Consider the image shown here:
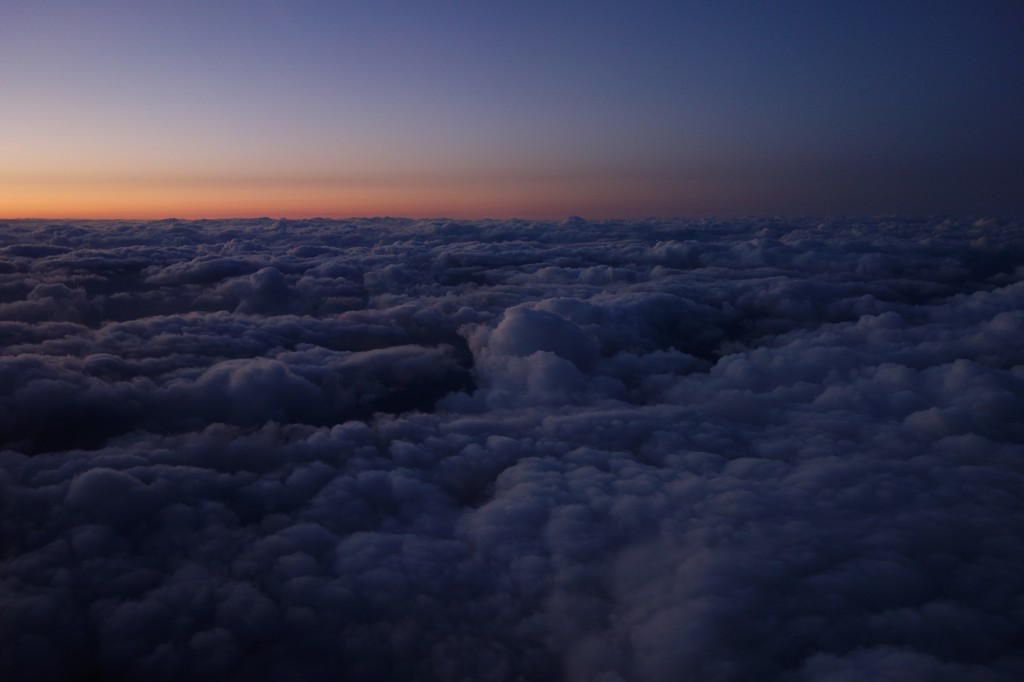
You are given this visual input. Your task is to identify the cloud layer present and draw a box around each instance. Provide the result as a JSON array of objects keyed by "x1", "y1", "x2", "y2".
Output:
[{"x1": 1, "y1": 216, "x2": 1022, "y2": 681}]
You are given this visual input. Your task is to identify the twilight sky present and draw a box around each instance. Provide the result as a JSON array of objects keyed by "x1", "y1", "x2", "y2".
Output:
[{"x1": 2, "y1": 0, "x2": 1023, "y2": 219}]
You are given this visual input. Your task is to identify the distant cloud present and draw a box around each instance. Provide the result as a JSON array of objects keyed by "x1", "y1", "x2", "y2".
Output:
[{"x1": 1, "y1": 216, "x2": 1022, "y2": 681}]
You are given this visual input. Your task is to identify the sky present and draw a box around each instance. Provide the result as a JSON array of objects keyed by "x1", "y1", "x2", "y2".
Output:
[{"x1": 2, "y1": 0, "x2": 1023, "y2": 219}]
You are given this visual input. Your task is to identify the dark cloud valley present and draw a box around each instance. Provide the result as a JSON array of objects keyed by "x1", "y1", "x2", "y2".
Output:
[{"x1": 1, "y1": 216, "x2": 1022, "y2": 681}]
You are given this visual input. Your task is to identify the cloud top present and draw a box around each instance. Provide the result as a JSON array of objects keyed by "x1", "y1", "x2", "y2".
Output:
[{"x1": 1, "y1": 216, "x2": 1022, "y2": 681}]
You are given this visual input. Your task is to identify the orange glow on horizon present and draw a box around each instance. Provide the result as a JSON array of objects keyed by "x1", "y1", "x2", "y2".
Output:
[{"x1": 1, "y1": 177, "x2": 714, "y2": 221}]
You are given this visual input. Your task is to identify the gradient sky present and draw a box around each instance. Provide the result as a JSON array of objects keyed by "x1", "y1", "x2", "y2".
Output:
[{"x1": 3, "y1": 0, "x2": 1023, "y2": 219}]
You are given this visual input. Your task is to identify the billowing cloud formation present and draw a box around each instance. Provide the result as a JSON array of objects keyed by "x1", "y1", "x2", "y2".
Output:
[{"x1": 1, "y1": 216, "x2": 1022, "y2": 681}]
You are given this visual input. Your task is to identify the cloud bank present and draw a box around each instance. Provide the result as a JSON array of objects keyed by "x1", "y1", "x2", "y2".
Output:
[{"x1": 1, "y1": 216, "x2": 1022, "y2": 681}]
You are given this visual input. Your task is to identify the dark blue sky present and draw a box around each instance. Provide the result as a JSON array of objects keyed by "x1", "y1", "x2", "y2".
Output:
[{"x1": 3, "y1": 0, "x2": 1022, "y2": 217}]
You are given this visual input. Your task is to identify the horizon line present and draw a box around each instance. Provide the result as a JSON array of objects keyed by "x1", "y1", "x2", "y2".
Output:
[{"x1": 0, "y1": 212, "x2": 1003, "y2": 223}]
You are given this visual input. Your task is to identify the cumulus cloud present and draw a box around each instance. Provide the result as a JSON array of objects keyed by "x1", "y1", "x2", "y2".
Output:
[{"x1": 1, "y1": 216, "x2": 1022, "y2": 681}]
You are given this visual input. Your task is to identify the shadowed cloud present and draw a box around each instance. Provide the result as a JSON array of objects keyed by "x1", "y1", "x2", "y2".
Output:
[{"x1": 1, "y1": 216, "x2": 1022, "y2": 681}]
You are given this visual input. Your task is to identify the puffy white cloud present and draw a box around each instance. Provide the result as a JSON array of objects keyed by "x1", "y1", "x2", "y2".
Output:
[{"x1": 1, "y1": 216, "x2": 1022, "y2": 681}]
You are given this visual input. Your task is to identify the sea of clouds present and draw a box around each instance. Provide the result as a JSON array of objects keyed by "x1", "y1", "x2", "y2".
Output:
[{"x1": 1, "y1": 216, "x2": 1022, "y2": 681}]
